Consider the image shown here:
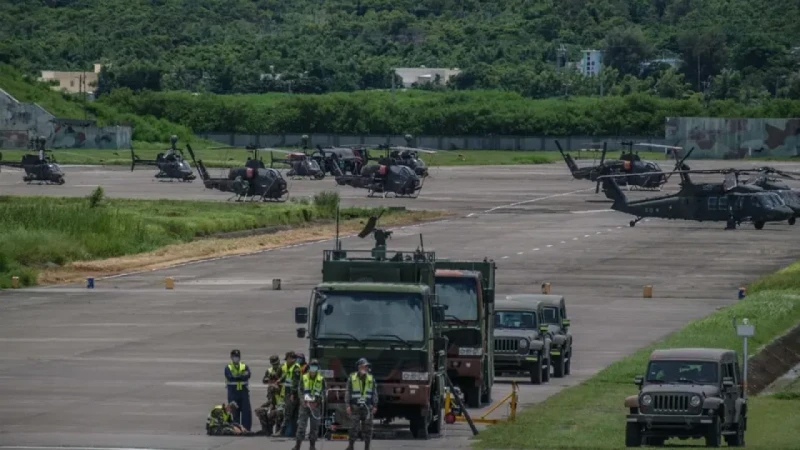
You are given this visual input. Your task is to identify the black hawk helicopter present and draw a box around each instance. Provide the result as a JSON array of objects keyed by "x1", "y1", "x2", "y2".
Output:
[
  {"x1": 681, "y1": 166, "x2": 800, "y2": 225},
  {"x1": 130, "y1": 135, "x2": 196, "y2": 182},
  {"x1": 599, "y1": 163, "x2": 795, "y2": 229},
  {"x1": 556, "y1": 140, "x2": 668, "y2": 190},
  {"x1": 335, "y1": 160, "x2": 424, "y2": 198},
  {"x1": 0, "y1": 136, "x2": 65, "y2": 185},
  {"x1": 186, "y1": 144, "x2": 289, "y2": 202},
  {"x1": 268, "y1": 149, "x2": 326, "y2": 179}
]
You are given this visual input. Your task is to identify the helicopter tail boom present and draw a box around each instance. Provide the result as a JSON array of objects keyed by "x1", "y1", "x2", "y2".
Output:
[{"x1": 555, "y1": 140, "x2": 581, "y2": 177}]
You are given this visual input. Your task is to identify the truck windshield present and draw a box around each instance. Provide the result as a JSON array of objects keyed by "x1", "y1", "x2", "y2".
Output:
[
  {"x1": 495, "y1": 310, "x2": 536, "y2": 329},
  {"x1": 541, "y1": 307, "x2": 559, "y2": 324},
  {"x1": 315, "y1": 291, "x2": 425, "y2": 343},
  {"x1": 646, "y1": 361, "x2": 719, "y2": 385},
  {"x1": 435, "y1": 277, "x2": 479, "y2": 321}
]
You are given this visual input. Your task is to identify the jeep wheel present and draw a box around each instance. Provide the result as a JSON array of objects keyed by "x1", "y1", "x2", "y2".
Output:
[
  {"x1": 530, "y1": 359, "x2": 543, "y2": 385},
  {"x1": 564, "y1": 348, "x2": 572, "y2": 375},
  {"x1": 542, "y1": 360, "x2": 551, "y2": 382},
  {"x1": 704, "y1": 414, "x2": 722, "y2": 447},
  {"x1": 726, "y1": 420, "x2": 745, "y2": 447},
  {"x1": 553, "y1": 354, "x2": 566, "y2": 378},
  {"x1": 624, "y1": 423, "x2": 642, "y2": 447},
  {"x1": 466, "y1": 385, "x2": 481, "y2": 408}
]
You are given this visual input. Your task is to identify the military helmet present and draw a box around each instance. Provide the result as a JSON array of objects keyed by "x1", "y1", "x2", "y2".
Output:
[
  {"x1": 356, "y1": 357, "x2": 369, "y2": 368},
  {"x1": 230, "y1": 349, "x2": 241, "y2": 357},
  {"x1": 309, "y1": 358, "x2": 320, "y2": 367},
  {"x1": 296, "y1": 353, "x2": 306, "y2": 364},
  {"x1": 285, "y1": 351, "x2": 296, "y2": 360},
  {"x1": 269, "y1": 354, "x2": 280, "y2": 365},
  {"x1": 228, "y1": 401, "x2": 239, "y2": 410}
]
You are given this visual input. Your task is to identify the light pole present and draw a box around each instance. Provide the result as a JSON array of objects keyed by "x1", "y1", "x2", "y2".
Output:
[{"x1": 735, "y1": 317, "x2": 755, "y2": 399}]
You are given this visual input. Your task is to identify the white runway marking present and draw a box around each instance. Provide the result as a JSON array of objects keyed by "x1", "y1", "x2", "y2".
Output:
[
  {"x1": 0, "y1": 447, "x2": 169, "y2": 450},
  {"x1": 584, "y1": 234, "x2": 590, "y2": 237},
  {"x1": 533, "y1": 248, "x2": 540, "y2": 251},
  {"x1": 483, "y1": 187, "x2": 593, "y2": 213},
  {"x1": 546, "y1": 245, "x2": 552, "y2": 248}
]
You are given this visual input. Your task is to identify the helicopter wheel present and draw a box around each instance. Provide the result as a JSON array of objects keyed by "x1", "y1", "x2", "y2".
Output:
[
  {"x1": 725, "y1": 218, "x2": 737, "y2": 230},
  {"x1": 629, "y1": 220, "x2": 636, "y2": 227},
  {"x1": 754, "y1": 221, "x2": 765, "y2": 230},
  {"x1": 789, "y1": 217, "x2": 796, "y2": 226}
]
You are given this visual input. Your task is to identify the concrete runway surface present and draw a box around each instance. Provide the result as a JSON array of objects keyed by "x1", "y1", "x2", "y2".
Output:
[{"x1": 1, "y1": 160, "x2": 800, "y2": 450}]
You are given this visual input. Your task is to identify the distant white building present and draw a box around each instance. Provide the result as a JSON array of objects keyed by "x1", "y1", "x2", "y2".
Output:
[
  {"x1": 579, "y1": 50, "x2": 603, "y2": 76},
  {"x1": 394, "y1": 67, "x2": 461, "y2": 88}
]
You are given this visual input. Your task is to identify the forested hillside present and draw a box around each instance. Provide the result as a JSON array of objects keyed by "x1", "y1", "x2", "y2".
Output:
[{"x1": 2, "y1": 0, "x2": 799, "y2": 99}]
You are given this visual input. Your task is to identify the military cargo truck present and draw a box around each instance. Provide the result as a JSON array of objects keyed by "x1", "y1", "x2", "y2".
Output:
[
  {"x1": 434, "y1": 259, "x2": 495, "y2": 407},
  {"x1": 294, "y1": 241, "x2": 447, "y2": 440},
  {"x1": 492, "y1": 296, "x2": 552, "y2": 384}
]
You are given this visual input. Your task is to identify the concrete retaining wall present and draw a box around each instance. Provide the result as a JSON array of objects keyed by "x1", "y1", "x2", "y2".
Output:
[
  {"x1": 196, "y1": 132, "x2": 668, "y2": 151},
  {"x1": 748, "y1": 322, "x2": 800, "y2": 394}
]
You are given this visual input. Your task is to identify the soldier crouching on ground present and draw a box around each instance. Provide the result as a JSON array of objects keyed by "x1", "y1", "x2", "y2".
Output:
[{"x1": 206, "y1": 401, "x2": 250, "y2": 436}]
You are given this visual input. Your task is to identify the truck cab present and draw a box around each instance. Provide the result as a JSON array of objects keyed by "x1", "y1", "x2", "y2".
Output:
[
  {"x1": 434, "y1": 262, "x2": 495, "y2": 407},
  {"x1": 295, "y1": 245, "x2": 446, "y2": 440}
]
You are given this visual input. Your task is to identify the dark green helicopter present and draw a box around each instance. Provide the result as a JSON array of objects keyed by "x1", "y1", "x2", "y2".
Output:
[
  {"x1": 0, "y1": 136, "x2": 65, "y2": 185},
  {"x1": 599, "y1": 164, "x2": 795, "y2": 230},
  {"x1": 740, "y1": 167, "x2": 800, "y2": 223},
  {"x1": 186, "y1": 144, "x2": 289, "y2": 202},
  {"x1": 556, "y1": 140, "x2": 670, "y2": 191},
  {"x1": 130, "y1": 136, "x2": 196, "y2": 181}
]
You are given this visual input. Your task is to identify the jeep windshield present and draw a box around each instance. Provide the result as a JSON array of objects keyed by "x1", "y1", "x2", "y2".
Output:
[
  {"x1": 494, "y1": 310, "x2": 537, "y2": 329},
  {"x1": 541, "y1": 307, "x2": 559, "y2": 325},
  {"x1": 435, "y1": 277, "x2": 479, "y2": 321},
  {"x1": 315, "y1": 291, "x2": 425, "y2": 343},
  {"x1": 646, "y1": 361, "x2": 719, "y2": 385}
]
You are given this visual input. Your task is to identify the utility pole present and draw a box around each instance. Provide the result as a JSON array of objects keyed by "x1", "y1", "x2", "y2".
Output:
[{"x1": 735, "y1": 318, "x2": 754, "y2": 399}]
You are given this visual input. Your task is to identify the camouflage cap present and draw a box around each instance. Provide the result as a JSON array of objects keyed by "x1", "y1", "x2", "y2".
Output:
[{"x1": 269, "y1": 354, "x2": 280, "y2": 364}]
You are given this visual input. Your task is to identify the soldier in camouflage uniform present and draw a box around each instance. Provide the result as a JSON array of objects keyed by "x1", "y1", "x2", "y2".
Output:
[
  {"x1": 255, "y1": 355, "x2": 284, "y2": 435},
  {"x1": 293, "y1": 359, "x2": 325, "y2": 450},
  {"x1": 345, "y1": 358, "x2": 378, "y2": 450},
  {"x1": 206, "y1": 401, "x2": 248, "y2": 436},
  {"x1": 281, "y1": 351, "x2": 303, "y2": 437}
]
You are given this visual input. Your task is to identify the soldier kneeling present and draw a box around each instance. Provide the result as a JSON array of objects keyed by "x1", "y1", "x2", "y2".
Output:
[
  {"x1": 255, "y1": 384, "x2": 285, "y2": 436},
  {"x1": 206, "y1": 401, "x2": 249, "y2": 436}
]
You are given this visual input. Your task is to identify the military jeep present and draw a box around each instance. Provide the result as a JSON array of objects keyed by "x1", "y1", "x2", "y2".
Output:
[
  {"x1": 536, "y1": 295, "x2": 573, "y2": 378},
  {"x1": 492, "y1": 296, "x2": 552, "y2": 384},
  {"x1": 625, "y1": 348, "x2": 747, "y2": 447}
]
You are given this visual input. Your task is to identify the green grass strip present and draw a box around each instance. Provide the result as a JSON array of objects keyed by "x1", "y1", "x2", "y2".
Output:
[{"x1": 475, "y1": 262, "x2": 800, "y2": 450}]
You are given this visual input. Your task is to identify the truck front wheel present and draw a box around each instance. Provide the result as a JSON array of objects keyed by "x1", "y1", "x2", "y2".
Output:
[
  {"x1": 410, "y1": 412, "x2": 430, "y2": 439},
  {"x1": 466, "y1": 385, "x2": 481, "y2": 408}
]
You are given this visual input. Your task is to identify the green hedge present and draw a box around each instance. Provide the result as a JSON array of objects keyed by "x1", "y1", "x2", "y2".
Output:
[{"x1": 99, "y1": 89, "x2": 800, "y2": 136}]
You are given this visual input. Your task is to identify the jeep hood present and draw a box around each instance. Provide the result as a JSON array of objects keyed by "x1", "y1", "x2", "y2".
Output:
[
  {"x1": 494, "y1": 328, "x2": 538, "y2": 339},
  {"x1": 641, "y1": 384, "x2": 721, "y2": 397}
]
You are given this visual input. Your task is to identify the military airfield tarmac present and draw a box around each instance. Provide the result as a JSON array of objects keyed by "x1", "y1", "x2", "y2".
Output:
[{"x1": 1, "y1": 159, "x2": 800, "y2": 450}]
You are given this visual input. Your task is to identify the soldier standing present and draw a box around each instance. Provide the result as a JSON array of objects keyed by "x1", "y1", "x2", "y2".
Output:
[
  {"x1": 281, "y1": 351, "x2": 302, "y2": 437},
  {"x1": 224, "y1": 349, "x2": 252, "y2": 431},
  {"x1": 345, "y1": 358, "x2": 378, "y2": 450},
  {"x1": 293, "y1": 359, "x2": 325, "y2": 450}
]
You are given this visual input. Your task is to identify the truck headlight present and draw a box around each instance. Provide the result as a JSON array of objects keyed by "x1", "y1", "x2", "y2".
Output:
[
  {"x1": 519, "y1": 339, "x2": 529, "y2": 348},
  {"x1": 641, "y1": 395, "x2": 652, "y2": 406},
  {"x1": 690, "y1": 395, "x2": 701, "y2": 407}
]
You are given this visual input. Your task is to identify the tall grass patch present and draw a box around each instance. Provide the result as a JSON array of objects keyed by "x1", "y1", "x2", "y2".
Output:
[{"x1": 0, "y1": 194, "x2": 380, "y2": 288}]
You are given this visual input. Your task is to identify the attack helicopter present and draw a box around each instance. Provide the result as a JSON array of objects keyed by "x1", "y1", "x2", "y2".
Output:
[
  {"x1": 0, "y1": 136, "x2": 65, "y2": 185},
  {"x1": 556, "y1": 140, "x2": 668, "y2": 190},
  {"x1": 598, "y1": 164, "x2": 795, "y2": 229},
  {"x1": 312, "y1": 145, "x2": 364, "y2": 176},
  {"x1": 130, "y1": 136, "x2": 196, "y2": 181},
  {"x1": 334, "y1": 160, "x2": 424, "y2": 198},
  {"x1": 369, "y1": 144, "x2": 436, "y2": 177},
  {"x1": 269, "y1": 149, "x2": 325, "y2": 179},
  {"x1": 186, "y1": 144, "x2": 289, "y2": 202}
]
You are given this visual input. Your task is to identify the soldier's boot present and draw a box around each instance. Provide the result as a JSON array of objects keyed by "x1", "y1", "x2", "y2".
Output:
[
  {"x1": 291, "y1": 440, "x2": 301, "y2": 450},
  {"x1": 345, "y1": 440, "x2": 355, "y2": 450},
  {"x1": 364, "y1": 439, "x2": 371, "y2": 450},
  {"x1": 309, "y1": 439, "x2": 317, "y2": 450}
]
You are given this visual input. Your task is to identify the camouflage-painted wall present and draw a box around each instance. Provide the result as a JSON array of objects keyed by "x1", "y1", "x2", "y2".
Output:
[
  {"x1": 666, "y1": 117, "x2": 800, "y2": 159},
  {"x1": 49, "y1": 122, "x2": 131, "y2": 149}
]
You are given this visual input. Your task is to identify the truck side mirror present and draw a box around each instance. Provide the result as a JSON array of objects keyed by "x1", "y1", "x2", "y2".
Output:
[
  {"x1": 722, "y1": 377, "x2": 734, "y2": 388},
  {"x1": 295, "y1": 307, "x2": 308, "y2": 324},
  {"x1": 433, "y1": 336, "x2": 448, "y2": 353},
  {"x1": 296, "y1": 327, "x2": 306, "y2": 338},
  {"x1": 634, "y1": 376, "x2": 643, "y2": 386},
  {"x1": 432, "y1": 305, "x2": 445, "y2": 323}
]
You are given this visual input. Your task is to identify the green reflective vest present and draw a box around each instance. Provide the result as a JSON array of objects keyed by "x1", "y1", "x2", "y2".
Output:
[
  {"x1": 227, "y1": 362, "x2": 249, "y2": 390},
  {"x1": 281, "y1": 362, "x2": 300, "y2": 390},
  {"x1": 207, "y1": 404, "x2": 231, "y2": 427},
  {"x1": 302, "y1": 373, "x2": 324, "y2": 398},
  {"x1": 350, "y1": 372, "x2": 375, "y2": 405}
]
